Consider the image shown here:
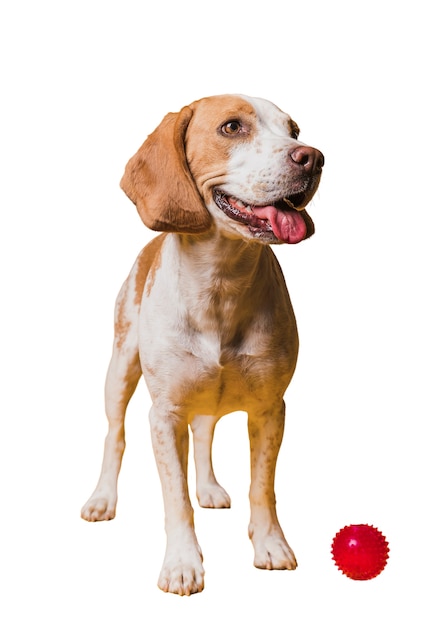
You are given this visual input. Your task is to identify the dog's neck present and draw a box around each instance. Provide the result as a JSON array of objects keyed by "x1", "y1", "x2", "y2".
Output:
[
  {"x1": 176, "y1": 232, "x2": 267, "y2": 293},
  {"x1": 166, "y1": 232, "x2": 277, "y2": 341}
]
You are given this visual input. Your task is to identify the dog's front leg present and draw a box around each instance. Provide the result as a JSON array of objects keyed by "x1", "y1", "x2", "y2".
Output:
[
  {"x1": 191, "y1": 414, "x2": 231, "y2": 508},
  {"x1": 248, "y1": 400, "x2": 297, "y2": 570},
  {"x1": 149, "y1": 406, "x2": 204, "y2": 595}
]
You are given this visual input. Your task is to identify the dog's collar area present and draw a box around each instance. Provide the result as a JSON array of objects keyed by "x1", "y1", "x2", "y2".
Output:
[{"x1": 213, "y1": 189, "x2": 309, "y2": 244}]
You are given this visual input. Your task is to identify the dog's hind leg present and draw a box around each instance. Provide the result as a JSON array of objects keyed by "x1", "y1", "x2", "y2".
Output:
[
  {"x1": 81, "y1": 276, "x2": 142, "y2": 522},
  {"x1": 247, "y1": 400, "x2": 297, "y2": 570},
  {"x1": 191, "y1": 414, "x2": 231, "y2": 508}
]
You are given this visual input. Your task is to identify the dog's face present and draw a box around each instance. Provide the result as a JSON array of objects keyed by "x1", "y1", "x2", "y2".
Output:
[
  {"x1": 186, "y1": 95, "x2": 324, "y2": 245},
  {"x1": 121, "y1": 94, "x2": 323, "y2": 244}
]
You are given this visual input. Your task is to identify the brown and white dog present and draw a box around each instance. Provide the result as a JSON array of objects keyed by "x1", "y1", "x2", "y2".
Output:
[{"x1": 81, "y1": 94, "x2": 324, "y2": 595}]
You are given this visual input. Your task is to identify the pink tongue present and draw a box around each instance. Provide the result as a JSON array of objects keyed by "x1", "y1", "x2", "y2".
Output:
[{"x1": 251, "y1": 205, "x2": 307, "y2": 244}]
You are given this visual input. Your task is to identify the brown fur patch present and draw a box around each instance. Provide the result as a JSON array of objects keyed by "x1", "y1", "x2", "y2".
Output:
[
  {"x1": 114, "y1": 289, "x2": 131, "y2": 351},
  {"x1": 134, "y1": 234, "x2": 167, "y2": 305},
  {"x1": 185, "y1": 96, "x2": 257, "y2": 204}
]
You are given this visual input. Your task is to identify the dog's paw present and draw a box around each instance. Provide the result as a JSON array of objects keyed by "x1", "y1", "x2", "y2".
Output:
[
  {"x1": 249, "y1": 525, "x2": 297, "y2": 570},
  {"x1": 80, "y1": 495, "x2": 116, "y2": 522},
  {"x1": 158, "y1": 545, "x2": 205, "y2": 595},
  {"x1": 197, "y1": 483, "x2": 231, "y2": 508}
]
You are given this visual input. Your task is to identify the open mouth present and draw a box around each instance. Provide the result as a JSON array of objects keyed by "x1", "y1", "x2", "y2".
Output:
[{"x1": 213, "y1": 189, "x2": 310, "y2": 244}]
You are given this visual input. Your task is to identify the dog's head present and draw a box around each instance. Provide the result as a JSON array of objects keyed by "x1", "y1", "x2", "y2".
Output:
[{"x1": 120, "y1": 95, "x2": 324, "y2": 245}]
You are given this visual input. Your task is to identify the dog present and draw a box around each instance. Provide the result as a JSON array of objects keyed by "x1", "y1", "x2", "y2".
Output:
[{"x1": 81, "y1": 94, "x2": 324, "y2": 595}]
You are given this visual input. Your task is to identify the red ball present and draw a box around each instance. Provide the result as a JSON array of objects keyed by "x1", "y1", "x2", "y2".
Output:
[{"x1": 331, "y1": 524, "x2": 389, "y2": 580}]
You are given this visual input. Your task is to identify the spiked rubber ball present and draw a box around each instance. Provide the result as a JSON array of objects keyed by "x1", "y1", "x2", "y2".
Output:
[{"x1": 331, "y1": 524, "x2": 389, "y2": 580}]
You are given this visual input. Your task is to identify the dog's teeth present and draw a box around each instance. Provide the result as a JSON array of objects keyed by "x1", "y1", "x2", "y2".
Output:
[
  {"x1": 283, "y1": 198, "x2": 304, "y2": 211},
  {"x1": 283, "y1": 197, "x2": 305, "y2": 211},
  {"x1": 229, "y1": 196, "x2": 246, "y2": 209},
  {"x1": 283, "y1": 197, "x2": 297, "y2": 210}
]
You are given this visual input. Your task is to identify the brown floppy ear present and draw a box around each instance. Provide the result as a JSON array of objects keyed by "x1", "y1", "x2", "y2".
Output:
[{"x1": 120, "y1": 106, "x2": 212, "y2": 233}]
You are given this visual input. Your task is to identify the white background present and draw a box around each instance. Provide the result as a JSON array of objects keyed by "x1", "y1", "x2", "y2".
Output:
[{"x1": 1, "y1": 1, "x2": 446, "y2": 623}]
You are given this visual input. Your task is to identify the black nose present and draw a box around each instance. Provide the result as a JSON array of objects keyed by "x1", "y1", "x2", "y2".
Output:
[{"x1": 290, "y1": 146, "x2": 324, "y2": 174}]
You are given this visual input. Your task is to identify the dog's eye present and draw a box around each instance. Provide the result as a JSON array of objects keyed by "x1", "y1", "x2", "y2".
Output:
[
  {"x1": 221, "y1": 120, "x2": 243, "y2": 135},
  {"x1": 290, "y1": 120, "x2": 300, "y2": 140}
]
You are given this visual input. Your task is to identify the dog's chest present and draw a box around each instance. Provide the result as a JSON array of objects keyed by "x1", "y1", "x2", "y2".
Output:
[
  {"x1": 137, "y1": 239, "x2": 298, "y2": 414},
  {"x1": 150, "y1": 335, "x2": 292, "y2": 416},
  {"x1": 139, "y1": 289, "x2": 297, "y2": 415}
]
